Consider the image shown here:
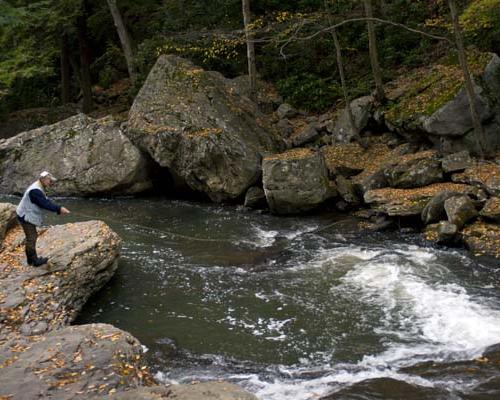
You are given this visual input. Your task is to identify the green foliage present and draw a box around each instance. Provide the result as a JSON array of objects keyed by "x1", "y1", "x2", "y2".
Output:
[
  {"x1": 277, "y1": 73, "x2": 342, "y2": 112},
  {"x1": 461, "y1": 0, "x2": 500, "y2": 51}
]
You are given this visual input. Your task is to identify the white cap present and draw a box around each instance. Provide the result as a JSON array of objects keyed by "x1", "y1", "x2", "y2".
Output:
[{"x1": 40, "y1": 171, "x2": 57, "y2": 181}]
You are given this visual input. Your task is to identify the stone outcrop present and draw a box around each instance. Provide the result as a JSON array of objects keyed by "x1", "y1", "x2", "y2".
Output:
[
  {"x1": 0, "y1": 323, "x2": 150, "y2": 400},
  {"x1": 263, "y1": 148, "x2": 335, "y2": 214},
  {"x1": 364, "y1": 183, "x2": 478, "y2": 217},
  {"x1": 384, "y1": 52, "x2": 500, "y2": 156},
  {"x1": 0, "y1": 114, "x2": 152, "y2": 196},
  {"x1": 127, "y1": 55, "x2": 282, "y2": 202},
  {"x1": 0, "y1": 220, "x2": 120, "y2": 337},
  {"x1": 384, "y1": 150, "x2": 443, "y2": 189}
]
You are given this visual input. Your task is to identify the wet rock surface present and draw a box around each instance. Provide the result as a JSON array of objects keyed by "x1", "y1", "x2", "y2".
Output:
[{"x1": 0, "y1": 114, "x2": 152, "y2": 196}]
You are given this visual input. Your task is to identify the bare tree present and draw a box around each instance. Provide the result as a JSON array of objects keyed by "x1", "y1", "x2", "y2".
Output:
[
  {"x1": 363, "y1": 0, "x2": 385, "y2": 102},
  {"x1": 242, "y1": 0, "x2": 257, "y2": 101},
  {"x1": 60, "y1": 32, "x2": 71, "y2": 104},
  {"x1": 447, "y1": 0, "x2": 485, "y2": 157},
  {"x1": 77, "y1": 0, "x2": 93, "y2": 113},
  {"x1": 106, "y1": 0, "x2": 137, "y2": 84}
]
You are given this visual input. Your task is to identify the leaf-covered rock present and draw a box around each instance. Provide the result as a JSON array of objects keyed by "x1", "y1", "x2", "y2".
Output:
[{"x1": 127, "y1": 55, "x2": 283, "y2": 202}]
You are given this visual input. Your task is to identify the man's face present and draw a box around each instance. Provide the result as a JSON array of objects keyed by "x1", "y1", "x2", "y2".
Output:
[{"x1": 41, "y1": 177, "x2": 53, "y2": 187}]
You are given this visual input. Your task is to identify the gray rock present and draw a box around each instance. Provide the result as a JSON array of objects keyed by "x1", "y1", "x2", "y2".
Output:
[
  {"x1": 127, "y1": 55, "x2": 282, "y2": 202},
  {"x1": 452, "y1": 162, "x2": 500, "y2": 196},
  {"x1": 480, "y1": 197, "x2": 500, "y2": 222},
  {"x1": 292, "y1": 124, "x2": 320, "y2": 147},
  {"x1": 425, "y1": 221, "x2": 459, "y2": 244},
  {"x1": 263, "y1": 150, "x2": 334, "y2": 214},
  {"x1": 421, "y1": 191, "x2": 460, "y2": 225},
  {"x1": 385, "y1": 153, "x2": 443, "y2": 189},
  {"x1": 276, "y1": 118, "x2": 294, "y2": 137},
  {"x1": 444, "y1": 195, "x2": 478, "y2": 229},
  {"x1": 442, "y1": 151, "x2": 472, "y2": 173},
  {"x1": 0, "y1": 114, "x2": 152, "y2": 196},
  {"x1": 244, "y1": 186, "x2": 267, "y2": 209},
  {"x1": 0, "y1": 219, "x2": 121, "y2": 336},
  {"x1": 336, "y1": 176, "x2": 360, "y2": 204},
  {"x1": 462, "y1": 221, "x2": 500, "y2": 258},
  {"x1": 422, "y1": 83, "x2": 493, "y2": 137},
  {"x1": 108, "y1": 382, "x2": 257, "y2": 400},
  {"x1": 0, "y1": 324, "x2": 148, "y2": 400},
  {"x1": 277, "y1": 103, "x2": 298, "y2": 119},
  {"x1": 355, "y1": 169, "x2": 388, "y2": 195},
  {"x1": 331, "y1": 96, "x2": 373, "y2": 142},
  {"x1": 0, "y1": 203, "x2": 16, "y2": 242}
]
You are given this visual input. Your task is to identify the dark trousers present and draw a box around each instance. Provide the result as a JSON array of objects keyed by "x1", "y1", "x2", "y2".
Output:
[{"x1": 19, "y1": 219, "x2": 38, "y2": 261}]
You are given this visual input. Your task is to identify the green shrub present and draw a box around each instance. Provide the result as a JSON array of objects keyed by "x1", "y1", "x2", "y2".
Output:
[{"x1": 277, "y1": 73, "x2": 342, "y2": 112}]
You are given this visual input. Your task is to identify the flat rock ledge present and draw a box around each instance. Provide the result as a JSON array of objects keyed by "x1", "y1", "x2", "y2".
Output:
[
  {"x1": 0, "y1": 209, "x2": 256, "y2": 400},
  {"x1": 0, "y1": 220, "x2": 121, "y2": 336}
]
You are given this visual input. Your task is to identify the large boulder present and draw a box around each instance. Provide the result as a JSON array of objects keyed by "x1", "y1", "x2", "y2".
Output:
[
  {"x1": 127, "y1": 55, "x2": 282, "y2": 202},
  {"x1": 0, "y1": 114, "x2": 152, "y2": 196},
  {"x1": 0, "y1": 323, "x2": 151, "y2": 400},
  {"x1": 263, "y1": 148, "x2": 335, "y2": 214},
  {"x1": 364, "y1": 183, "x2": 479, "y2": 217},
  {"x1": 0, "y1": 219, "x2": 120, "y2": 337},
  {"x1": 424, "y1": 221, "x2": 459, "y2": 245},
  {"x1": 384, "y1": 52, "x2": 500, "y2": 156}
]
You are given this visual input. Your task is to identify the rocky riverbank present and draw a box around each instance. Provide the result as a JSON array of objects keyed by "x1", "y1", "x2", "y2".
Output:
[
  {"x1": 0, "y1": 50, "x2": 498, "y2": 262},
  {"x1": 0, "y1": 205, "x2": 256, "y2": 400}
]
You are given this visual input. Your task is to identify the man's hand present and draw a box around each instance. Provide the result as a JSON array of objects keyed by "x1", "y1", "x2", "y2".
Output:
[{"x1": 60, "y1": 207, "x2": 70, "y2": 215}]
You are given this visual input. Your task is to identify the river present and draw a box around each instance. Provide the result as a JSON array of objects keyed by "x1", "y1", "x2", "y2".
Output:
[{"x1": 3, "y1": 196, "x2": 500, "y2": 399}]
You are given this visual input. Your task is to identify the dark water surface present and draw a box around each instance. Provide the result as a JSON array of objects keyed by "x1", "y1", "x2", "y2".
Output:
[{"x1": 3, "y1": 196, "x2": 500, "y2": 399}]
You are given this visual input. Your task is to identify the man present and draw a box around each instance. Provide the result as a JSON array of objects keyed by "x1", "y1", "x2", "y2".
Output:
[{"x1": 16, "y1": 171, "x2": 70, "y2": 267}]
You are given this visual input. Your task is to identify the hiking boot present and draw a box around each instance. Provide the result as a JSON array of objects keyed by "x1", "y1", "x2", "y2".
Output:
[
  {"x1": 26, "y1": 249, "x2": 36, "y2": 266},
  {"x1": 32, "y1": 257, "x2": 48, "y2": 267}
]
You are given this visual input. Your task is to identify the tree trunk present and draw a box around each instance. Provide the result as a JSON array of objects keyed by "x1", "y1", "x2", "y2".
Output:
[
  {"x1": 106, "y1": 0, "x2": 136, "y2": 84},
  {"x1": 77, "y1": 1, "x2": 93, "y2": 114},
  {"x1": 242, "y1": 0, "x2": 257, "y2": 101},
  {"x1": 332, "y1": 29, "x2": 358, "y2": 141},
  {"x1": 60, "y1": 33, "x2": 71, "y2": 104},
  {"x1": 448, "y1": 0, "x2": 485, "y2": 157},
  {"x1": 363, "y1": 0, "x2": 385, "y2": 102}
]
